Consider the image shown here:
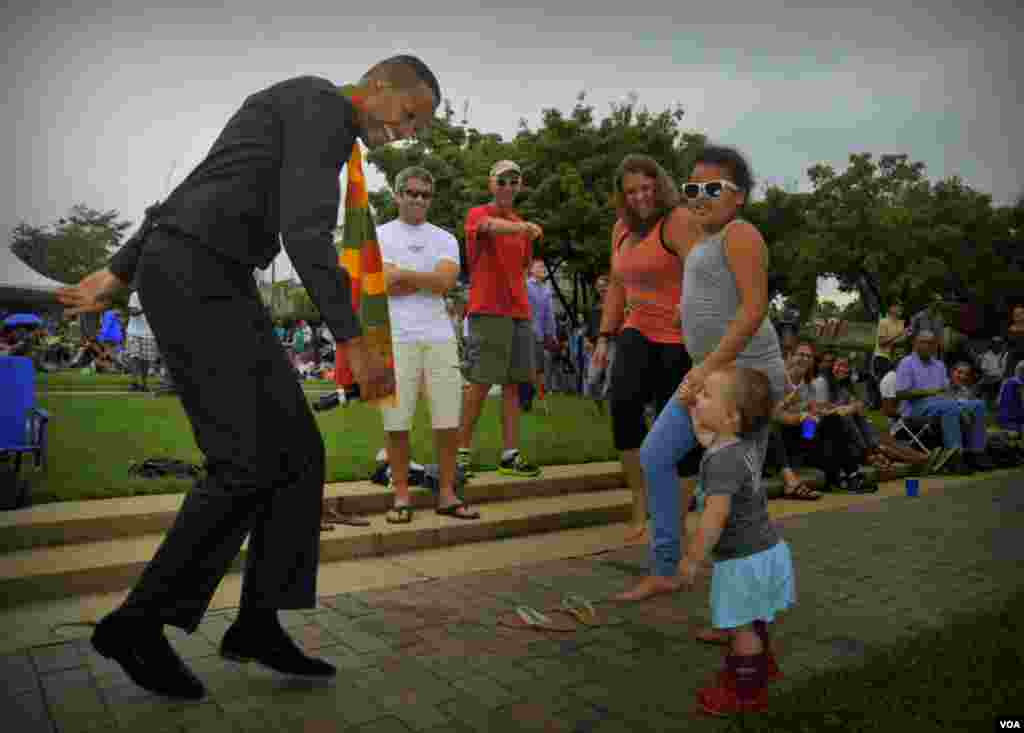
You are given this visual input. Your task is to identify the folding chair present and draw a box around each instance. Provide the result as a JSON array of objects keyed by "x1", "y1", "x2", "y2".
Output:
[
  {"x1": 888, "y1": 414, "x2": 939, "y2": 453},
  {"x1": 0, "y1": 356, "x2": 50, "y2": 509}
]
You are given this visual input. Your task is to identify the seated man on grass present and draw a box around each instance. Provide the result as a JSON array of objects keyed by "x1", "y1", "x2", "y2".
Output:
[
  {"x1": 997, "y1": 362, "x2": 1024, "y2": 437},
  {"x1": 894, "y1": 331, "x2": 993, "y2": 474}
]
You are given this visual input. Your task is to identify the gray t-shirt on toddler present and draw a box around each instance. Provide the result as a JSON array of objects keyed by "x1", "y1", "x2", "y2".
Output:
[{"x1": 701, "y1": 439, "x2": 780, "y2": 562}]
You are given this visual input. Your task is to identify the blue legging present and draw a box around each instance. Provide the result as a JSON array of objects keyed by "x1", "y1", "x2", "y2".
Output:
[
  {"x1": 640, "y1": 397, "x2": 698, "y2": 578},
  {"x1": 641, "y1": 396, "x2": 770, "y2": 578}
]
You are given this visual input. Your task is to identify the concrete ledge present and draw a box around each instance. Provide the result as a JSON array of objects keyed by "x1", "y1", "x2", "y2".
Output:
[
  {"x1": 0, "y1": 489, "x2": 633, "y2": 608},
  {"x1": 0, "y1": 460, "x2": 918, "y2": 554},
  {"x1": 0, "y1": 462, "x2": 628, "y2": 553}
]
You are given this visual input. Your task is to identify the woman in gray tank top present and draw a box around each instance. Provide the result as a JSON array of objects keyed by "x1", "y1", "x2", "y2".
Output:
[{"x1": 616, "y1": 146, "x2": 787, "y2": 602}]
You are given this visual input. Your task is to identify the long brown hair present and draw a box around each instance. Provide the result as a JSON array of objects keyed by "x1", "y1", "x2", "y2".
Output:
[{"x1": 611, "y1": 154, "x2": 680, "y2": 236}]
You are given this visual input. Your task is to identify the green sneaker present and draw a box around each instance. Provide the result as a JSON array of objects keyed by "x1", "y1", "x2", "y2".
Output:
[
  {"x1": 932, "y1": 447, "x2": 959, "y2": 474},
  {"x1": 456, "y1": 450, "x2": 475, "y2": 477},
  {"x1": 498, "y1": 452, "x2": 541, "y2": 477}
]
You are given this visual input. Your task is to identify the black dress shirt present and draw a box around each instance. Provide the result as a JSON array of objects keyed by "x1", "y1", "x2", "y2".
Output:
[{"x1": 109, "y1": 76, "x2": 363, "y2": 342}]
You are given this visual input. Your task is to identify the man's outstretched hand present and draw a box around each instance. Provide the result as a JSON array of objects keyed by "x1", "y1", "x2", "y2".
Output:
[
  {"x1": 343, "y1": 337, "x2": 396, "y2": 403},
  {"x1": 57, "y1": 269, "x2": 128, "y2": 318}
]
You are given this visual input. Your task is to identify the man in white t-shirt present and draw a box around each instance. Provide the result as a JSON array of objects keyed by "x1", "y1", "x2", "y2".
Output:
[{"x1": 379, "y1": 166, "x2": 480, "y2": 522}]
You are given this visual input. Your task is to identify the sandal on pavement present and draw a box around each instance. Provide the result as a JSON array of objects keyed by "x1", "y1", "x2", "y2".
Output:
[
  {"x1": 550, "y1": 594, "x2": 624, "y2": 628},
  {"x1": 782, "y1": 481, "x2": 822, "y2": 501},
  {"x1": 386, "y1": 505, "x2": 414, "y2": 524},
  {"x1": 498, "y1": 606, "x2": 576, "y2": 632},
  {"x1": 436, "y1": 500, "x2": 480, "y2": 520}
]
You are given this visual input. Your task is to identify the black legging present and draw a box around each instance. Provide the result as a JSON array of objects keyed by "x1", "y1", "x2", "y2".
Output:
[
  {"x1": 805, "y1": 415, "x2": 863, "y2": 483},
  {"x1": 609, "y1": 328, "x2": 691, "y2": 451}
]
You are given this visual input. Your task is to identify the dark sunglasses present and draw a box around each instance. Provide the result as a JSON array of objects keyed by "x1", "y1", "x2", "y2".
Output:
[
  {"x1": 683, "y1": 180, "x2": 741, "y2": 199},
  {"x1": 402, "y1": 189, "x2": 433, "y2": 200},
  {"x1": 496, "y1": 176, "x2": 521, "y2": 187}
]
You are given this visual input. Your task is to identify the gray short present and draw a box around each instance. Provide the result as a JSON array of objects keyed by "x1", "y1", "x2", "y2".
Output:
[
  {"x1": 127, "y1": 335, "x2": 160, "y2": 362},
  {"x1": 462, "y1": 314, "x2": 535, "y2": 385}
]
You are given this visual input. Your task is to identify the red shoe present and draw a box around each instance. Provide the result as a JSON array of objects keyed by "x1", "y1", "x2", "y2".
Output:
[
  {"x1": 696, "y1": 682, "x2": 768, "y2": 716},
  {"x1": 715, "y1": 651, "x2": 783, "y2": 687}
]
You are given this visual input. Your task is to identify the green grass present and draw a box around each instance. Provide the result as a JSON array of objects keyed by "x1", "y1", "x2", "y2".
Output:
[
  {"x1": 724, "y1": 589, "x2": 1024, "y2": 731},
  {"x1": 30, "y1": 392, "x2": 618, "y2": 504},
  {"x1": 36, "y1": 371, "x2": 335, "y2": 391}
]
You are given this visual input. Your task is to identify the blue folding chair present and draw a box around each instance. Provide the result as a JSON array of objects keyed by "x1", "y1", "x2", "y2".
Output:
[{"x1": 1, "y1": 356, "x2": 50, "y2": 508}]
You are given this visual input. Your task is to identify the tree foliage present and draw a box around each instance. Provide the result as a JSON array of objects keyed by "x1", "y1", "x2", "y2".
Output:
[
  {"x1": 9, "y1": 204, "x2": 133, "y2": 286},
  {"x1": 364, "y1": 93, "x2": 705, "y2": 324}
]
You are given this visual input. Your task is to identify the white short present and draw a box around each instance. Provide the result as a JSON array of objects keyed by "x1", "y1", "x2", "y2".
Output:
[{"x1": 381, "y1": 340, "x2": 463, "y2": 432}]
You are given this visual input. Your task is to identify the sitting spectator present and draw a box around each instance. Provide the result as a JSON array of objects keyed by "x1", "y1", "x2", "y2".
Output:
[
  {"x1": 772, "y1": 341, "x2": 869, "y2": 492},
  {"x1": 767, "y1": 342, "x2": 823, "y2": 500},
  {"x1": 1005, "y1": 304, "x2": 1024, "y2": 379},
  {"x1": 948, "y1": 362, "x2": 979, "y2": 400},
  {"x1": 996, "y1": 362, "x2": 1024, "y2": 436},
  {"x1": 871, "y1": 348, "x2": 940, "y2": 469},
  {"x1": 978, "y1": 337, "x2": 1008, "y2": 404},
  {"x1": 814, "y1": 350, "x2": 835, "y2": 381},
  {"x1": 895, "y1": 331, "x2": 994, "y2": 474},
  {"x1": 813, "y1": 355, "x2": 888, "y2": 467}
]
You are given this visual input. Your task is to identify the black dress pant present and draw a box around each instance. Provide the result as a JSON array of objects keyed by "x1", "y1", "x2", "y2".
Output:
[{"x1": 118, "y1": 231, "x2": 326, "y2": 632}]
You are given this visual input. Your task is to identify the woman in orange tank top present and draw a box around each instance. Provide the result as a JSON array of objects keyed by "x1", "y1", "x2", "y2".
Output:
[{"x1": 591, "y1": 154, "x2": 703, "y2": 543}]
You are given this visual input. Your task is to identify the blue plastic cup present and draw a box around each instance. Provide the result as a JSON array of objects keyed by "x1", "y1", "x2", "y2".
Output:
[
  {"x1": 801, "y1": 418, "x2": 817, "y2": 440},
  {"x1": 906, "y1": 478, "x2": 920, "y2": 497}
]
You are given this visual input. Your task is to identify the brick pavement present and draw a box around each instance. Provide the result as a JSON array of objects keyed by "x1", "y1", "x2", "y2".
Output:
[{"x1": 2, "y1": 471, "x2": 1022, "y2": 732}]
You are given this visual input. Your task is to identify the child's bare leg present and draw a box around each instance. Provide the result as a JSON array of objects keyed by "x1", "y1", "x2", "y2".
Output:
[{"x1": 731, "y1": 625, "x2": 764, "y2": 656}]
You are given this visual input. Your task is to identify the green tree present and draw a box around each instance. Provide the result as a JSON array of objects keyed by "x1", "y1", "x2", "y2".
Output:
[
  {"x1": 745, "y1": 187, "x2": 817, "y2": 317},
  {"x1": 10, "y1": 204, "x2": 133, "y2": 285},
  {"x1": 364, "y1": 92, "x2": 705, "y2": 325}
]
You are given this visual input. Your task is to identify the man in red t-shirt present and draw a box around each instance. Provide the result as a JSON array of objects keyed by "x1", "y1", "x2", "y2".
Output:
[{"x1": 457, "y1": 160, "x2": 545, "y2": 477}]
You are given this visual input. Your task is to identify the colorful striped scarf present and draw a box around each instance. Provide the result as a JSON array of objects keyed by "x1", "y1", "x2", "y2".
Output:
[{"x1": 333, "y1": 85, "x2": 396, "y2": 406}]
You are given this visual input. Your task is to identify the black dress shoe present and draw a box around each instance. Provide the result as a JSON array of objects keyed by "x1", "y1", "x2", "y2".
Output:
[
  {"x1": 91, "y1": 615, "x2": 206, "y2": 700},
  {"x1": 220, "y1": 621, "x2": 336, "y2": 677}
]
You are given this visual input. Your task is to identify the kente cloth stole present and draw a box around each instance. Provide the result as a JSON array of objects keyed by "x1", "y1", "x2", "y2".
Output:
[{"x1": 333, "y1": 84, "x2": 396, "y2": 406}]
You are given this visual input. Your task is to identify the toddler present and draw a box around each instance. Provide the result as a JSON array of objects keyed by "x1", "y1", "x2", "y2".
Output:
[{"x1": 680, "y1": 365, "x2": 796, "y2": 715}]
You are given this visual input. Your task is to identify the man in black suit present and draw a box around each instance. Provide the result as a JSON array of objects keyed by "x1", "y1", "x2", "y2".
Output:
[{"x1": 58, "y1": 55, "x2": 440, "y2": 700}]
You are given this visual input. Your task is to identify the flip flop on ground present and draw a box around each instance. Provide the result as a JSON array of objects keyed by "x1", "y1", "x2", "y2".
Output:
[
  {"x1": 549, "y1": 594, "x2": 624, "y2": 628},
  {"x1": 497, "y1": 606, "x2": 576, "y2": 632}
]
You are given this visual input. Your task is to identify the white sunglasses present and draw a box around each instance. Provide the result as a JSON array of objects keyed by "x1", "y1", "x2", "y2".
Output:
[{"x1": 682, "y1": 180, "x2": 741, "y2": 199}]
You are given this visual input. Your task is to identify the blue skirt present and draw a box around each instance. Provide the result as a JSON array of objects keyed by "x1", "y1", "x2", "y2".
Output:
[{"x1": 711, "y1": 540, "x2": 796, "y2": 629}]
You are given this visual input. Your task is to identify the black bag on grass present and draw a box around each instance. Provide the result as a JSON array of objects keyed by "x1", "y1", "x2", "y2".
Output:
[{"x1": 128, "y1": 458, "x2": 203, "y2": 480}]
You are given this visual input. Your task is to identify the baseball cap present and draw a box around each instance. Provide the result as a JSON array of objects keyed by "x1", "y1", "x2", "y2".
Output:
[{"x1": 489, "y1": 160, "x2": 521, "y2": 177}]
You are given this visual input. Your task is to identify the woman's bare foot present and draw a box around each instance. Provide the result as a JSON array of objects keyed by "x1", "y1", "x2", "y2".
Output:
[
  {"x1": 612, "y1": 575, "x2": 681, "y2": 602},
  {"x1": 624, "y1": 525, "x2": 648, "y2": 544}
]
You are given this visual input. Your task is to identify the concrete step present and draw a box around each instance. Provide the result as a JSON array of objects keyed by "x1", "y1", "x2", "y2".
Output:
[
  {"x1": 0, "y1": 488, "x2": 635, "y2": 609},
  {"x1": 0, "y1": 462, "x2": 628, "y2": 553}
]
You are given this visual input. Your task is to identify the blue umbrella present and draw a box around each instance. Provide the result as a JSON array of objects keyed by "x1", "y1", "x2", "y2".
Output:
[{"x1": 3, "y1": 313, "x2": 43, "y2": 327}]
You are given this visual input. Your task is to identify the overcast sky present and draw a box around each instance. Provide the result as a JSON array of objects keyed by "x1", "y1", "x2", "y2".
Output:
[{"x1": 4, "y1": 0, "x2": 1021, "y2": 303}]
